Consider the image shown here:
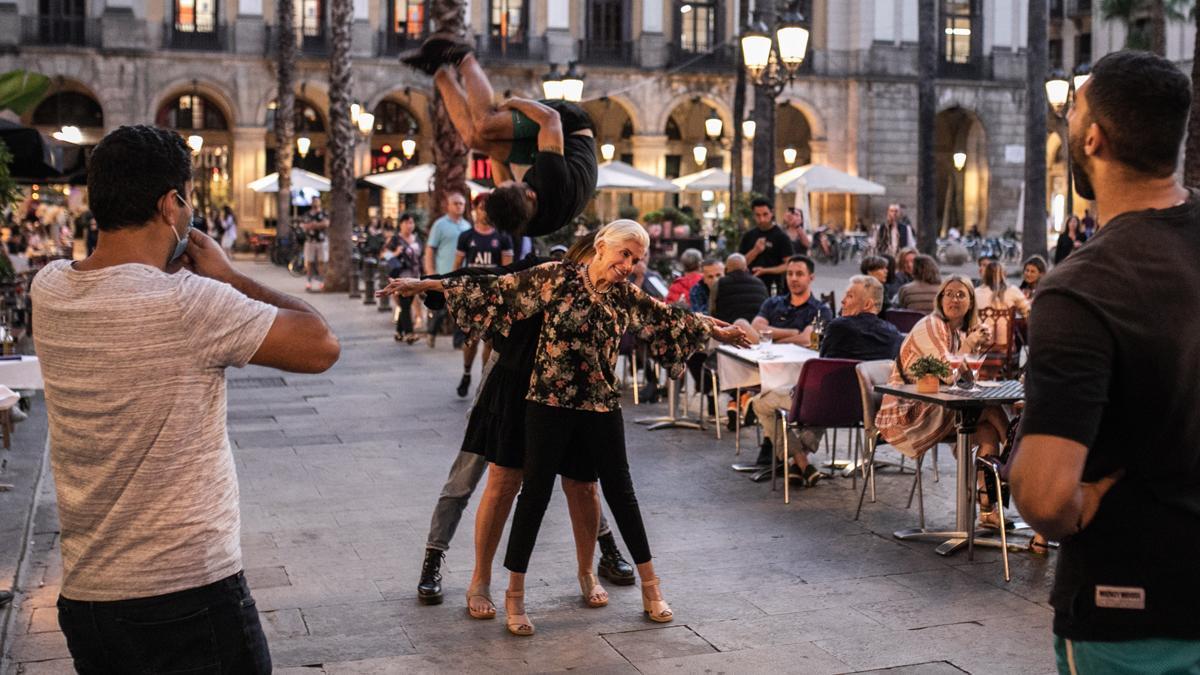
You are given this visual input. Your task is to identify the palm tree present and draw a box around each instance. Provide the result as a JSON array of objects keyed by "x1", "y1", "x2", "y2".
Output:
[
  {"x1": 429, "y1": 0, "x2": 469, "y2": 221},
  {"x1": 274, "y1": 0, "x2": 297, "y2": 239},
  {"x1": 1100, "y1": 0, "x2": 1190, "y2": 54},
  {"x1": 729, "y1": 0, "x2": 750, "y2": 215},
  {"x1": 1025, "y1": 0, "x2": 1049, "y2": 261},
  {"x1": 324, "y1": 0, "x2": 355, "y2": 292},
  {"x1": 916, "y1": 0, "x2": 936, "y2": 255}
]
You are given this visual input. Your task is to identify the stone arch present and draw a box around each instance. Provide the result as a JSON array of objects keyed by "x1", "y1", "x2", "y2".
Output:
[
  {"x1": 251, "y1": 80, "x2": 331, "y2": 129},
  {"x1": 363, "y1": 86, "x2": 433, "y2": 136},
  {"x1": 653, "y1": 92, "x2": 733, "y2": 140},
  {"x1": 151, "y1": 78, "x2": 238, "y2": 129},
  {"x1": 935, "y1": 106, "x2": 990, "y2": 234},
  {"x1": 779, "y1": 95, "x2": 826, "y2": 142},
  {"x1": 24, "y1": 80, "x2": 105, "y2": 132}
]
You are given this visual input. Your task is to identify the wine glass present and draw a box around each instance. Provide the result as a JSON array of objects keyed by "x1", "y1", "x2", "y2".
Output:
[
  {"x1": 759, "y1": 329, "x2": 774, "y2": 348},
  {"x1": 945, "y1": 352, "x2": 964, "y2": 385},
  {"x1": 965, "y1": 349, "x2": 988, "y2": 391}
]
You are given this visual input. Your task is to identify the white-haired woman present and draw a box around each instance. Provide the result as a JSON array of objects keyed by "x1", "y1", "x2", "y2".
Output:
[{"x1": 381, "y1": 220, "x2": 750, "y2": 636}]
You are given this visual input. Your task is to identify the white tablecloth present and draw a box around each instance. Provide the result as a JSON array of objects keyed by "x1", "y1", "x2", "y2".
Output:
[
  {"x1": 0, "y1": 356, "x2": 44, "y2": 390},
  {"x1": 716, "y1": 343, "x2": 819, "y2": 392}
]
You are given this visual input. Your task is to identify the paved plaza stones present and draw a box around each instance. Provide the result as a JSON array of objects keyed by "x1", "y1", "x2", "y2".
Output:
[{"x1": 1, "y1": 259, "x2": 1056, "y2": 674}]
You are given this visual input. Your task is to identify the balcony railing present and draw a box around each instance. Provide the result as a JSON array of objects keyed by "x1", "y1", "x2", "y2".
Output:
[
  {"x1": 264, "y1": 26, "x2": 329, "y2": 57},
  {"x1": 577, "y1": 38, "x2": 632, "y2": 65},
  {"x1": 166, "y1": 23, "x2": 227, "y2": 50},
  {"x1": 938, "y1": 54, "x2": 992, "y2": 80},
  {"x1": 474, "y1": 34, "x2": 532, "y2": 61},
  {"x1": 20, "y1": 15, "x2": 97, "y2": 47},
  {"x1": 379, "y1": 30, "x2": 425, "y2": 56},
  {"x1": 669, "y1": 43, "x2": 735, "y2": 71}
]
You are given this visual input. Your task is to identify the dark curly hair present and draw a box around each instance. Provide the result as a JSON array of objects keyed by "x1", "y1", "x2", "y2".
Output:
[
  {"x1": 88, "y1": 125, "x2": 192, "y2": 232},
  {"x1": 484, "y1": 184, "x2": 535, "y2": 235}
]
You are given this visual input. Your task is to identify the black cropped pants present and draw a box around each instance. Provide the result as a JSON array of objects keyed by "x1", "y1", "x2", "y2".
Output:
[{"x1": 504, "y1": 401, "x2": 651, "y2": 573}]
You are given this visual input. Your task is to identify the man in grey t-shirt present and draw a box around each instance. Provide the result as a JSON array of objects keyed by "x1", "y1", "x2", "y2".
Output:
[{"x1": 32, "y1": 125, "x2": 340, "y2": 673}]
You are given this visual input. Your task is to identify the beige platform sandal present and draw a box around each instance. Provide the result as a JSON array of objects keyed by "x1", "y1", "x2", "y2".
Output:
[
  {"x1": 466, "y1": 583, "x2": 496, "y2": 620},
  {"x1": 578, "y1": 572, "x2": 609, "y2": 608},
  {"x1": 505, "y1": 590, "x2": 535, "y2": 636},
  {"x1": 641, "y1": 577, "x2": 674, "y2": 623}
]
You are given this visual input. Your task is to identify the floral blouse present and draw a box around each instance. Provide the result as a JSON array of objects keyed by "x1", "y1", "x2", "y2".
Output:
[{"x1": 443, "y1": 260, "x2": 711, "y2": 412}]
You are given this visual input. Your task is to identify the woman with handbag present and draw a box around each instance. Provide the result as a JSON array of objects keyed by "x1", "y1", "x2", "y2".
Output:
[{"x1": 386, "y1": 213, "x2": 423, "y2": 343}]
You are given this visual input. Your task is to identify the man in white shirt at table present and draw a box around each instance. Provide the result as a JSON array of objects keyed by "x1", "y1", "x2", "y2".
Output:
[
  {"x1": 748, "y1": 274, "x2": 899, "y2": 487},
  {"x1": 31, "y1": 125, "x2": 340, "y2": 673}
]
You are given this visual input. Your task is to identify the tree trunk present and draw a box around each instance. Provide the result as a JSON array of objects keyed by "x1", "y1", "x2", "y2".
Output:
[
  {"x1": 916, "y1": 0, "x2": 937, "y2": 255},
  {"x1": 1149, "y1": 0, "x2": 1167, "y2": 55},
  {"x1": 1185, "y1": 2, "x2": 1200, "y2": 187},
  {"x1": 1025, "y1": 0, "x2": 1050, "y2": 261},
  {"x1": 429, "y1": 0, "x2": 469, "y2": 222},
  {"x1": 274, "y1": 0, "x2": 296, "y2": 239},
  {"x1": 729, "y1": 0, "x2": 750, "y2": 222},
  {"x1": 324, "y1": 0, "x2": 354, "y2": 292}
]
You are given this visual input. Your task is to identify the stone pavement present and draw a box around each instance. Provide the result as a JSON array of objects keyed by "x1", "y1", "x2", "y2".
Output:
[{"x1": 2, "y1": 258, "x2": 1057, "y2": 674}]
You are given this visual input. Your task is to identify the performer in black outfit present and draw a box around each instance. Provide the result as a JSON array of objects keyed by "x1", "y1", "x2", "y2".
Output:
[{"x1": 400, "y1": 35, "x2": 597, "y2": 238}]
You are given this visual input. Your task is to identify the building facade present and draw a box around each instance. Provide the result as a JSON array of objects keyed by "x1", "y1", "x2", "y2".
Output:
[{"x1": 4, "y1": 0, "x2": 1189, "y2": 235}]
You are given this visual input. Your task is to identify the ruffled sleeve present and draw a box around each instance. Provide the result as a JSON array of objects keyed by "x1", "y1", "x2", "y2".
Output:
[
  {"x1": 623, "y1": 284, "x2": 712, "y2": 380},
  {"x1": 442, "y1": 262, "x2": 561, "y2": 341}
]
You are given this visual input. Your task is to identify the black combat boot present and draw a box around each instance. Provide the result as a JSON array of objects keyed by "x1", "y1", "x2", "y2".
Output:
[
  {"x1": 596, "y1": 533, "x2": 636, "y2": 586},
  {"x1": 418, "y1": 548, "x2": 444, "y2": 605}
]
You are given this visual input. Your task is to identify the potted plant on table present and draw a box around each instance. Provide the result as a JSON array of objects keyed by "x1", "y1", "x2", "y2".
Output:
[{"x1": 909, "y1": 355, "x2": 952, "y2": 393}]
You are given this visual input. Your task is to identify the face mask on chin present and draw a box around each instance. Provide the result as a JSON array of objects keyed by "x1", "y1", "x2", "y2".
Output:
[{"x1": 168, "y1": 193, "x2": 193, "y2": 264}]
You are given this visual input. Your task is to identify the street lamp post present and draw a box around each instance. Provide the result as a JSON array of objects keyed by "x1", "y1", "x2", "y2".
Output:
[
  {"x1": 542, "y1": 62, "x2": 585, "y2": 103},
  {"x1": 740, "y1": 0, "x2": 809, "y2": 203}
]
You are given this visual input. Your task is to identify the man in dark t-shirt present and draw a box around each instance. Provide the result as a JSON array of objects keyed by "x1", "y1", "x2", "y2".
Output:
[
  {"x1": 738, "y1": 198, "x2": 794, "y2": 295},
  {"x1": 1011, "y1": 51, "x2": 1200, "y2": 670},
  {"x1": 402, "y1": 37, "x2": 597, "y2": 238},
  {"x1": 455, "y1": 226, "x2": 514, "y2": 269}
]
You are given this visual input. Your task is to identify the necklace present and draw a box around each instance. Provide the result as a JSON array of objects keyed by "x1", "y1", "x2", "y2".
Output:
[{"x1": 582, "y1": 265, "x2": 611, "y2": 296}]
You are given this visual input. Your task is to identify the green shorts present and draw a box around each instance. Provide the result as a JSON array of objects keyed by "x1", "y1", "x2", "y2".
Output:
[
  {"x1": 1055, "y1": 636, "x2": 1200, "y2": 674},
  {"x1": 507, "y1": 110, "x2": 539, "y2": 165}
]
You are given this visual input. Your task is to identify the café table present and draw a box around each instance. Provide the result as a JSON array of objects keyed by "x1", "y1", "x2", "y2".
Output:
[
  {"x1": 875, "y1": 380, "x2": 1026, "y2": 556},
  {"x1": 716, "y1": 343, "x2": 819, "y2": 459}
]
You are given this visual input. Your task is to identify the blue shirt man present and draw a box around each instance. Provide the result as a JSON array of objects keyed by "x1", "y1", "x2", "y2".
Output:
[{"x1": 424, "y1": 192, "x2": 470, "y2": 275}]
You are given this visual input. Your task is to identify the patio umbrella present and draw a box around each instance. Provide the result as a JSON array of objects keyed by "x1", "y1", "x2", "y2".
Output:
[
  {"x1": 595, "y1": 161, "x2": 679, "y2": 193},
  {"x1": 0, "y1": 120, "x2": 68, "y2": 182},
  {"x1": 671, "y1": 168, "x2": 750, "y2": 193},
  {"x1": 247, "y1": 167, "x2": 332, "y2": 193},
  {"x1": 363, "y1": 164, "x2": 435, "y2": 194},
  {"x1": 362, "y1": 164, "x2": 494, "y2": 196},
  {"x1": 774, "y1": 164, "x2": 886, "y2": 195}
]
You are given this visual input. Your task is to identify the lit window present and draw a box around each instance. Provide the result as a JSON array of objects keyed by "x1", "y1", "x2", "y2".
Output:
[{"x1": 175, "y1": 0, "x2": 215, "y2": 33}]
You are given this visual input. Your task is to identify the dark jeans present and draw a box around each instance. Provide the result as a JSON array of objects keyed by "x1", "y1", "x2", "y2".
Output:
[
  {"x1": 57, "y1": 571, "x2": 271, "y2": 674},
  {"x1": 396, "y1": 295, "x2": 415, "y2": 335},
  {"x1": 504, "y1": 402, "x2": 651, "y2": 573}
]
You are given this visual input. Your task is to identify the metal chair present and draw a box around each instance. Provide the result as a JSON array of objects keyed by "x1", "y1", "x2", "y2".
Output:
[
  {"x1": 881, "y1": 308, "x2": 925, "y2": 334},
  {"x1": 772, "y1": 358, "x2": 863, "y2": 505},
  {"x1": 967, "y1": 452, "x2": 1011, "y2": 582},
  {"x1": 853, "y1": 360, "x2": 928, "y2": 527}
]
